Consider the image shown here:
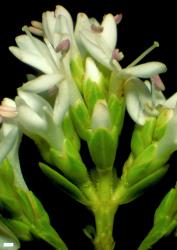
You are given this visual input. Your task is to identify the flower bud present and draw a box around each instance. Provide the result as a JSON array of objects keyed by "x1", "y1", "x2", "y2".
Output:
[
  {"x1": 91, "y1": 100, "x2": 111, "y2": 129},
  {"x1": 153, "y1": 107, "x2": 173, "y2": 141},
  {"x1": 83, "y1": 58, "x2": 105, "y2": 113}
]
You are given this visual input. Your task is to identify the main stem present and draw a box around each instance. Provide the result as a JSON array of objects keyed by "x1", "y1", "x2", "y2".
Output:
[
  {"x1": 90, "y1": 169, "x2": 119, "y2": 250},
  {"x1": 93, "y1": 204, "x2": 117, "y2": 250}
]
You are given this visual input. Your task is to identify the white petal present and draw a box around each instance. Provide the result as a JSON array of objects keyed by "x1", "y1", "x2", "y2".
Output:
[
  {"x1": 157, "y1": 104, "x2": 177, "y2": 156},
  {"x1": 15, "y1": 34, "x2": 53, "y2": 61},
  {"x1": 124, "y1": 62, "x2": 167, "y2": 78},
  {"x1": 165, "y1": 93, "x2": 177, "y2": 109},
  {"x1": 20, "y1": 74, "x2": 63, "y2": 93},
  {"x1": 79, "y1": 30, "x2": 112, "y2": 69},
  {"x1": 17, "y1": 105, "x2": 47, "y2": 132},
  {"x1": 55, "y1": 14, "x2": 70, "y2": 35},
  {"x1": 53, "y1": 80, "x2": 70, "y2": 125},
  {"x1": 85, "y1": 57, "x2": 101, "y2": 83},
  {"x1": 15, "y1": 34, "x2": 41, "y2": 54},
  {"x1": 55, "y1": 5, "x2": 74, "y2": 32},
  {"x1": 125, "y1": 78, "x2": 151, "y2": 125},
  {"x1": 9, "y1": 46, "x2": 54, "y2": 74},
  {"x1": 101, "y1": 14, "x2": 117, "y2": 51},
  {"x1": 17, "y1": 91, "x2": 53, "y2": 114},
  {"x1": 42, "y1": 11, "x2": 56, "y2": 44}
]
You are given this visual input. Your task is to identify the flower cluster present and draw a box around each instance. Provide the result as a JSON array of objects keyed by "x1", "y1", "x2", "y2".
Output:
[{"x1": 0, "y1": 4, "x2": 177, "y2": 250}]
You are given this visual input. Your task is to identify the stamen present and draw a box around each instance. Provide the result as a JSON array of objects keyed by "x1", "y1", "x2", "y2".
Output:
[
  {"x1": 55, "y1": 39, "x2": 70, "y2": 53},
  {"x1": 29, "y1": 26, "x2": 43, "y2": 36},
  {"x1": 151, "y1": 75, "x2": 165, "y2": 91},
  {"x1": 91, "y1": 24, "x2": 104, "y2": 33},
  {"x1": 0, "y1": 105, "x2": 17, "y2": 118},
  {"x1": 112, "y1": 49, "x2": 124, "y2": 61},
  {"x1": 31, "y1": 20, "x2": 43, "y2": 29},
  {"x1": 127, "y1": 41, "x2": 159, "y2": 68},
  {"x1": 114, "y1": 14, "x2": 123, "y2": 24}
]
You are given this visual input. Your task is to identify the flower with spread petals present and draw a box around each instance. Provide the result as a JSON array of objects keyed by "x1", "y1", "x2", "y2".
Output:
[
  {"x1": 75, "y1": 12, "x2": 121, "y2": 69},
  {"x1": 124, "y1": 75, "x2": 166, "y2": 125},
  {"x1": 15, "y1": 90, "x2": 67, "y2": 150}
]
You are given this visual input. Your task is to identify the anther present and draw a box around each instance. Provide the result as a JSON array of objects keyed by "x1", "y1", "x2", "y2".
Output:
[
  {"x1": 91, "y1": 24, "x2": 104, "y2": 33},
  {"x1": 114, "y1": 14, "x2": 123, "y2": 24},
  {"x1": 55, "y1": 39, "x2": 70, "y2": 53}
]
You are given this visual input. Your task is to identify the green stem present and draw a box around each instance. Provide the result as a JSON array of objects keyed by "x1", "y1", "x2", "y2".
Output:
[
  {"x1": 93, "y1": 205, "x2": 117, "y2": 250},
  {"x1": 81, "y1": 169, "x2": 124, "y2": 250},
  {"x1": 92, "y1": 169, "x2": 118, "y2": 250}
]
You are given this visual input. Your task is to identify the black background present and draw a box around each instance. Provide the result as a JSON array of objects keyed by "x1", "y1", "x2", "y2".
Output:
[{"x1": 1, "y1": 0, "x2": 177, "y2": 249}]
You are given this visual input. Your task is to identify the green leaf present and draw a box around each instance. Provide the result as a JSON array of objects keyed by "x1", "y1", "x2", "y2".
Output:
[
  {"x1": 32, "y1": 221, "x2": 68, "y2": 250},
  {"x1": 154, "y1": 188, "x2": 177, "y2": 223},
  {"x1": 39, "y1": 162, "x2": 88, "y2": 205},
  {"x1": 88, "y1": 128, "x2": 117, "y2": 170},
  {"x1": 121, "y1": 166, "x2": 168, "y2": 204}
]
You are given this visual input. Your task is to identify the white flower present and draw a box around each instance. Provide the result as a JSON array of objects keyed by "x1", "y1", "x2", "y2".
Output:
[
  {"x1": 9, "y1": 27, "x2": 64, "y2": 94},
  {"x1": 124, "y1": 76, "x2": 167, "y2": 125},
  {"x1": 16, "y1": 91, "x2": 65, "y2": 149},
  {"x1": 75, "y1": 12, "x2": 120, "y2": 69}
]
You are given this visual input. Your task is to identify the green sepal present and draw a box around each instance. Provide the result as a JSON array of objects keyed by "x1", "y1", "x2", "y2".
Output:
[
  {"x1": 154, "y1": 187, "x2": 177, "y2": 223},
  {"x1": 0, "y1": 159, "x2": 14, "y2": 184},
  {"x1": 16, "y1": 190, "x2": 50, "y2": 225},
  {"x1": 49, "y1": 141, "x2": 89, "y2": 185},
  {"x1": 123, "y1": 144, "x2": 167, "y2": 187},
  {"x1": 3, "y1": 219, "x2": 32, "y2": 241},
  {"x1": 140, "y1": 220, "x2": 176, "y2": 250},
  {"x1": 138, "y1": 187, "x2": 177, "y2": 250},
  {"x1": 32, "y1": 221, "x2": 68, "y2": 250},
  {"x1": 83, "y1": 79, "x2": 105, "y2": 114},
  {"x1": 62, "y1": 112, "x2": 80, "y2": 151},
  {"x1": 17, "y1": 190, "x2": 68, "y2": 249},
  {"x1": 121, "y1": 166, "x2": 168, "y2": 204},
  {"x1": 0, "y1": 218, "x2": 20, "y2": 249},
  {"x1": 108, "y1": 94, "x2": 125, "y2": 135},
  {"x1": 131, "y1": 118, "x2": 156, "y2": 157},
  {"x1": 153, "y1": 108, "x2": 173, "y2": 141},
  {"x1": 0, "y1": 161, "x2": 21, "y2": 216},
  {"x1": 70, "y1": 57, "x2": 84, "y2": 91},
  {"x1": 35, "y1": 137, "x2": 51, "y2": 163},
  {"x1": 39, "y1": 162, "x2": 88, "y2": 205},
  {"x1": 88, "y1": 128, "x2": 117, "y2": 170},
  {"x1": 70, "y1": 99, "x2": 91, "y2": 140}
]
